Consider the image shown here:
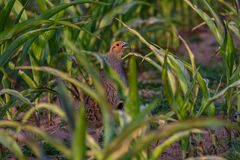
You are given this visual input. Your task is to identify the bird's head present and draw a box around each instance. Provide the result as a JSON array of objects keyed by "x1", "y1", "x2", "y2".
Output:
[{"x1": 109, "y1": 41, "x2": 129, "y2": 58}]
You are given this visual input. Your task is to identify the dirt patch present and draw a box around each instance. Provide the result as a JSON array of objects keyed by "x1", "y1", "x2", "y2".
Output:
[
  {"x1": 20, "y1": 110, "x2": 235, "y2": 160},
  {"x1": 178, "y1": 28, "x2": 222, "y2": 66}
]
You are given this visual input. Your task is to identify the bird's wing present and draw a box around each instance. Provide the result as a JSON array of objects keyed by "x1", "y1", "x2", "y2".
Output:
[
  {"x1": 84, "y1": 94, "x2": 102, "y2": 128},
  {"x1": 120, "y1": 62, "x2": 128, "y2": 86}
]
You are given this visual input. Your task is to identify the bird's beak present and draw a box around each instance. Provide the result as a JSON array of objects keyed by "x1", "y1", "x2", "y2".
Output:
[{"x1": 122, "y1": 42, "x2": 130, "y2": 51}]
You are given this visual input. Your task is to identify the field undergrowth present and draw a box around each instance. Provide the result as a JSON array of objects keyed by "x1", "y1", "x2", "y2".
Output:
[{"x1": 0, "y1": 0, "x2": 240, "y2": 159}]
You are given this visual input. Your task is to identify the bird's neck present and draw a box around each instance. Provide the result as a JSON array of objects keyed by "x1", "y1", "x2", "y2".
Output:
[{"x1": 108, "y1": 52, "x2": 122, "y2": 68}]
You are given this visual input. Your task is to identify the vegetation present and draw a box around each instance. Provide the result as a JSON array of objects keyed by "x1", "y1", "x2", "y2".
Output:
[{"x1": 0, "y1": 0, "x2": 239, "y2": 159}]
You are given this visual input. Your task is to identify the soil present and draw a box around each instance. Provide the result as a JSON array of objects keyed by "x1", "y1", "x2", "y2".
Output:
[
  {"x1": 31, "y1": 109, "x2": 234, "y2": 160},
  {"x1": 178, "y1": 27, "x2": 222, "y2": 66}
]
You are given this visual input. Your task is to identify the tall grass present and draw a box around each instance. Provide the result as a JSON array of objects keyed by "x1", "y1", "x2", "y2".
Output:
[
  {"x1": 0, "y1": 0, "x2": 240, "y2": 159},
  {"x1": 185, "y1": 0, "x2": 240, "y2": 118}
]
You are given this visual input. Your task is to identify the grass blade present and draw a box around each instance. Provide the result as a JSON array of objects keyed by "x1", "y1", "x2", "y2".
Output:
[
  {"x1": 0, "y1": 89, "x2": 31, "y2": 105},
  {"x1": 57, "y1": 80, "x2": 75, "y2": 131},
  {"x1": 22, "y1": 103, "x2": 66, "y2": 123},
  {"x1": 0, "y1": 27, "x2": 60, "y2": 66},
  {"x1": 99, "y1": 2, "x2": 137, "y2": 28},
  {"x1": 0, "y1": 0, "x2": 16, "y2": 32},
  {"x1": 0, "y1": 130, "x2": 25, "y2": 160},
  {"x1": 125, "y1": 55, "x2": 139, "y2": 118},
  {"x1": 72, "y1": 105, "x2": 87, "y2": 160},
  {"x1": 130, "y1": 118, "x2": 240, "y2": 158}
]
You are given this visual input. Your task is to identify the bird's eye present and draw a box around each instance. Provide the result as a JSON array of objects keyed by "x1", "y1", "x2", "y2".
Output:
[{"x1": 116, "y1": 43, "x2": 119, "y2": 46}]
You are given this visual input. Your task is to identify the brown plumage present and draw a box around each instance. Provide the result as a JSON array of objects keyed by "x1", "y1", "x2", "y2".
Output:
[{"x1": 85, "y1": 41, "x2": 129, "y2": 128}]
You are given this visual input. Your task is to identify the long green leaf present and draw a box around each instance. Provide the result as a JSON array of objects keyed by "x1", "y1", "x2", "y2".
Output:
[
  {"x1": 184, "y1": 0, "x2": 222, "y2": 44},
  {"x1": 125, "y1": 55, "x2": 139, "y2": 118},
  {"x1": 0, "y1": 0, "x2": 16, "y2": 32},
  {"x1": 57, "y1": 80, "x2": 75, "y2": 131},
  {"x1": 15, "y1": 0, "x2": 30, "y2": 23},
  {"x1": 0, "y1": 89, "x2": 31, "y2": 105},
  {"x1": 202, "y1": 0, "x2": 223, "y2": 36},
  {"x1": 22, "y1": 103, "x2": 66, "y2": 123},
  {"x1": 0, "y1": 130, "x2": 25, "y2": 160},
  {"x1": 118, "y1": 19, "x2": 189, "y2": 95},
  {"x1": 38, "y1": 0, "x2": 108, "y2": 20},
  {"x1": 99, "y1": 2, "x2": 137, "y2": 28},
  {"x1": 72, "y1": 106, "x2": 87, "y2": 160},
  {"x1": 151, "y1": 130, "x2": 201, "y2": 160},
  {"x1": 0, "y1": 27, "x2": 60, "y2": 66},
  {"x1": 103, "y1": 112, "x2": 173, "y2": 159},
  {"x1": 16, "y1": 66, "x2": 99, "y2": 102},
  {"x1": 0, "y1": 120, "x2": 71, "y2": 158},
  {"x1": 130, "y1": 118, "x2": 239, "y2": 157}
]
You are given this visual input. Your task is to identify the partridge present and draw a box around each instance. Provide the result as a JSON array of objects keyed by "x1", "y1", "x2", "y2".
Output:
[{"x1": 84, "y1": 41, "x2": 129, "y2": 129}]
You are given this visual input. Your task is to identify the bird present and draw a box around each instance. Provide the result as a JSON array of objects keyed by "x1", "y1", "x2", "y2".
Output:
[{"x1": 84, "y1": 41, "x2": 129, "y2": 130}]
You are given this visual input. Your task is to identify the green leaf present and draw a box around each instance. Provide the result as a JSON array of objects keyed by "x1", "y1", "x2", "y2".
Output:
[
  {"x1": 184, "y1": 0, "x2": 223, "y2": 44},
  {"x1": 57, "y1": 80, "x2": 75, "y2": 131},
  {"x1": 162, "y1": 53, "x2": 174, "y2": 105},
  {"x1": 15, "y1": 0, "x2": 30, "y2": 23},
  {"x1": 122, "y1": 52, "x2": 162, "y2": 71},
  {"x1": 36, "y1": 0, "x2": 48, "y2": 11},
  {"x1": 202, "y1": 0, "x2": 223, "y2": 36},
  {"x1": 103, "y1": 112, "x2": 173, "y2": 159},
  {"x1": 0, "y1": 89, "x2": 31, "y2": 105},
  {"x1": 22, "y1": 103, "x2": 66, "y2": 124},
  {"x1": 72, "y1": 106, "x2": 87, "y2": 160},
  {"x1": 38, "y1": 0, "x2": 109, "y2": 20},
  {"x1": 152, "y1": 130, "x2": 198, "y2": 160},
  {"x1": 99, "y1": 2, "x2": 137, "y2": 28},
  {"x1": 0, "y1": 121, "x2": 71, "y2": 158},
  {"x1": 117, "y1": 19, "x2": 189, "y2": 95},
  {"x1": 0, "y1": 19, "x2": 50, "y2": 44},
  {"x1": 18, "y1": 69, "x2": 37, "y2": 88},
  {"x1": 0, "y1": 0, "x2": 16, "y2": 32},
  {"x1": 197, "y1": 79, "x2": 240, "y2": 116},
  {"x1": 125, "y1": 55, "x2": 139, "y2": 118},
  {"x1": 0, "y1": 27, "x2": 60, "y2": 66},
  {"x1": 178, "y1": 35, "x2": 196, "y2": 74},
  {"x1": 0, "y1": 1, "x2": 107, "y2": 44},
  {"x1": 129, "y1": 118, "x2": 240, "y2": 158},
  {"x1": 220, "y1": 26, "x2": 235, "y2": 79},
  {"x1": 0, "y1": 130, "x2": 25, "y2": 160},
  {"x1": 20, "y1": 65, "x2": 98, "y2": 97}
]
